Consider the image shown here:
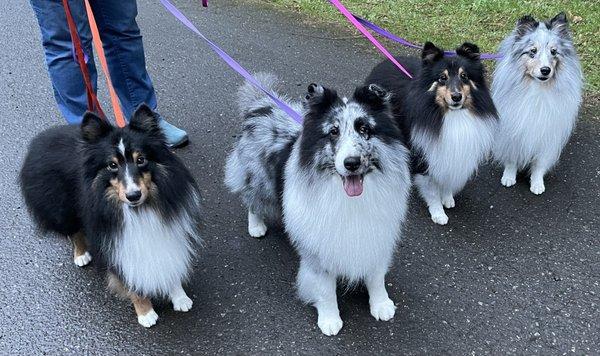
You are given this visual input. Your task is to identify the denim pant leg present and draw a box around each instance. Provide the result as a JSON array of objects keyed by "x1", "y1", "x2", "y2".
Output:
[
  {"x1": 30, "y1": 0, "x2": 98, "y2": 124},
  {"x1": 89, "y1": 0, "x2": 158, "y2": 120}
]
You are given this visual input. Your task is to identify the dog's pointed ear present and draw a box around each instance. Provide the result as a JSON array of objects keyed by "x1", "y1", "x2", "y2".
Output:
[
  {"x1": 303, "y1": 83, "x2": 325, "y2": 102},
  {"x1": 81, "y1": 111, "x2": 112, "y2": 142},
  {"x1": 422, "y1": 42, "x2": 444, "y2": 65},
  {"x1": 515, "y1": 15, "x2": 538, "y2": 38},
  {"x1": 302, "y1": 83, "x2": 339, "y2": 109},
  {"x1": 353, "y1": 84, "x2": 391, "y2": 109},
  {"x1": 456, "y1": 42, "x2": 481, "y2": 61},
  {"x1": 547, "y1": 12, "x2": 570, "y2": 37},
  {"x1": 549, "y1": 12, "x2": 568, "y2": 26},
  {"x1": 129, "y1": 104, "x2": 160, "y2": 134}
]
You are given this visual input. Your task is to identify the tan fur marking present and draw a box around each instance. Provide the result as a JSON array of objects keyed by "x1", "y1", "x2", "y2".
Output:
[
  {"x1": 71, "y1": 231, "x2": 87, "y2": 259},
  {"x1": 131, "y1": 294, "x2": 154, "y2": 317},
  {"x1": 462, "y1": 82, "x2": 473, "y2": 109},
  {"x1": 105, "y1": 177, "x2": 123, "y2": 203},
  {"x1": 435, "y1": 85, "x2": 451, "y2": 110},
  {"x1": 107, "y1": 273, "x2": 154, "y2": 316},
  {"x1": 132, "y1": 152, "x2": 140, "y2": 161}
]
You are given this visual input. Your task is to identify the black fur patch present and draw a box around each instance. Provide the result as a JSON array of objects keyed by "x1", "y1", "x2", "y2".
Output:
[
  {"x1": 299, "y1": 86, "x2": 344, "y2": 169},
  {"x1": 516, "y1": 15, "x2": 539, "y2": 38}
]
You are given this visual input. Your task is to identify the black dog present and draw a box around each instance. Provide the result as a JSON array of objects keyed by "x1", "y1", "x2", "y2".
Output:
[
  {"x1": 366, "y1": 42, "x2": 498, "y2": 225},
  {"x1": 20, "y1": 104, "x2": 201, "y2": 327}
]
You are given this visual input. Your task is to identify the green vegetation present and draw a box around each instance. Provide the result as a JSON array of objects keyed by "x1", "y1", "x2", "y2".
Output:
[{"x1": 259, "y1": 0, "x2": 599, "y2": 95}]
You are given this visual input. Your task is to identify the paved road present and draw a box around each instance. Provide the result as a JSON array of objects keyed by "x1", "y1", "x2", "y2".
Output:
[{"x1": 1, "y1": 0, "x2": 599, "y2": 354}]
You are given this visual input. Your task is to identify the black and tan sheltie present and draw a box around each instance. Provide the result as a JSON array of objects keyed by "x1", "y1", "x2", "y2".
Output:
[
  {"x1": 19, "y1": 105, "x2": 201, "y2": 328},
  {"x1": 366, "y1": 42, "x2": 498, "y2": 225}
]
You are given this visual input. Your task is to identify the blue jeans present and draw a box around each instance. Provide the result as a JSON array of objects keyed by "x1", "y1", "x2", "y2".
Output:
[{"x1": 30, "y1": 0, "x2": 157, "y2": 124}]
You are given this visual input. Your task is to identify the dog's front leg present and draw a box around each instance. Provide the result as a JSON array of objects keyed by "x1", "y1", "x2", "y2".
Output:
[
  {"x1": 365, "y1": 270, "x2": 396, "y2": 321},
  {"x1": 415, "y1": 174, "x2": 448, "y2": 225},
  {"x1": 169, "y1": 283, "x2": 193, "y2": 312},
  {"x1": 130, "y1": 292, "x2": 158, "y2": 328},
  {"x1": 441, "y1": 188, "x2": 455, "y2": 209},
  {"x1": 247, "y1": 210, "x2": 267, "y2": 238},
  {"x1": 70, "y1": 230, "x2": 92, "y2": 267},
  {"x1": 530, "y1": 159, "x2": 550, "y2": 195},
  {"x1": 501, "y1": 162, "x2": 518, "y2": 187},
  {"x1": 297, "y1": 259, "x2": 342, "y2": 336}
]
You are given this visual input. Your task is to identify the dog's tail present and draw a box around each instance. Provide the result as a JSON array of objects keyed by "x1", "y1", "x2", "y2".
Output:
[{"x1": 236, "y1": 72, "x2": 283, "y2": 115}]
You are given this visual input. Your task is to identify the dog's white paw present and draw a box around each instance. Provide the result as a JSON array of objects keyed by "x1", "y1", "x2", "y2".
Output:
[
  {"x1": 73, "y1": 252, "x2": 92, "y2": 267},
  {"x1": 317, "y1": 316, "x2": 343, "y2": 336},
  {"x1": 431, "y1": 212, "x2": 448, "y2": 225},
  {"x1": 172, "y1": 295, "x2": 193, "y2": 312},
  {"x1": 137, "y1": 310, "x2": 159, "y2": 328},
  {"x1": 370, "y1": 298, "x2": 396, "y2": 321},
  {"x1": 530, "y1": 181, "x2": 545, "y2": 195},
  {"x1": 248, "y1": 221, "x2": 267, "y2": 238},
  {"x1": 442, "y1": 196, "x2": 455, "y2": 209},
  {"x1": 501, "y1": 175, "x2": 516, "y2": 187}
]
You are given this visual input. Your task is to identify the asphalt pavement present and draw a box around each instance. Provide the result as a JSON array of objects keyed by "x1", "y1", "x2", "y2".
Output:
[{"x1": 1, "y1": 0, "x2": 599, "y2": 354}]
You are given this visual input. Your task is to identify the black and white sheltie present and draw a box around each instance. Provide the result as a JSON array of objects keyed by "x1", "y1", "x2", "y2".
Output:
[
  {"x1": 19, "y1": 105, "x2": 202, "y2": 328},
  {"x1": 225, "y1": 74, "x2": 411, "y2": 336},
  {"x1": 366, "y1": 42, "x2": 498, "y2": 225},
  {"x1": 492, "y1": 13, "x2": 583, "y2": 194}
]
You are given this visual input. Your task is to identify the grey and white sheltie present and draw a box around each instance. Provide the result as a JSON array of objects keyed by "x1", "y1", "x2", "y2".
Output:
[
  {"x1": 366, "y1": 42, "x2": 498, "y2": 225},
  {"x1": 225, "y1": 74, "x2": 411, "y2": 336},
  {"x1": 492, "y1": 13, "x2": 583, "y2": 194}
]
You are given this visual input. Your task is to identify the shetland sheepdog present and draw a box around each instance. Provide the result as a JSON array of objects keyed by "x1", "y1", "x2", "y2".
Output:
[
  {"x1": 20, "y1": 105, "x2": 202, "y2": 328},
  {"x1": 366, "y1": 42, "x2": 498, "y2": 225},
  {"x1": 492, "y1": 13, "x2": 583, "y2": 194},
  {"x1": 225, "y1": 74, "x2": 411, "y2": 335}
]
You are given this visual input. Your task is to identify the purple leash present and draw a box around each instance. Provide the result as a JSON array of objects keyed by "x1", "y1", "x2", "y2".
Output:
[
  {"x1": 353, "y1": 15, "x2": 502, "y2": 60},
  {"x1": 159, "y1": 0, "x2": 303, "y2": 123}
]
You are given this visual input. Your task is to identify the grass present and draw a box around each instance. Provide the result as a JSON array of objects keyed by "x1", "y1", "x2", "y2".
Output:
[{"x1": 257, "y1": 0, "x2": 600, "y2": 95}]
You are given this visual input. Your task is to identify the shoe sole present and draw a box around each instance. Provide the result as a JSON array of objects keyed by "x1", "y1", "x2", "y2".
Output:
[{"x1": 167, "y1": 135, "x2": 189, "y2": 149}]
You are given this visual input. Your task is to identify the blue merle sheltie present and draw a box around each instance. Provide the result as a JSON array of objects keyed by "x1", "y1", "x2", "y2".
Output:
[
  {"x1": 366, "y1": 42, "x2": 498, "y2": 225},
  {"x1": 492, "y1": 13, "x2": 583, "y2": 194},
  {"x1": 225, "y1": 74, "x2": 411, "y2": 336},
  {"x1": 19, "y1": 105, "x2": 201, "y2": 328}
]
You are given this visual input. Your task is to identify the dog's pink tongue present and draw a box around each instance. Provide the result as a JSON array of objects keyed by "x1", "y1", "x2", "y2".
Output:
[{"x1": 343, "y1": 176, "x2": 363, "y2": 197}]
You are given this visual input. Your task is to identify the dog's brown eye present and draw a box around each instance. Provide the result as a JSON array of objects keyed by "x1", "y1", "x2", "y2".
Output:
[
  {"x1": 108, "y1": 162, "x2": 118, "y2": 171},
  {"x1": 136, "y1": 156, "x2": 146, "y2": 166},
  {"x1": 330, "y1": 126, "x2": 339, "y2": 137},
  {"x1": 550, "y1": 48, "x2": 557, "y2": 56},
  {"x1": 529, "y1": 48, "x2": 537, "y2": 57},
  {"x1": 439, "y1": 74, "x2": 448, "y2": 83},
  {"x1": 359, "y1": 125, "x2": 370, "y2": 137},
  {"x1": 460, "y1": 72, "x2": 468, "y2": 81}
]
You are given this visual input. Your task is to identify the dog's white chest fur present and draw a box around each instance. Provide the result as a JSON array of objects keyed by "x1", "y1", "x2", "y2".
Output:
[
  {"x1": 112, "y1": 207, "x2": 195, "y2": 297},
  {"x1": 493, "y1": 82, "x2": 581, "y2": 168},
  {"x1": 413, "y1": 110, "x2": 495, "y2": 193},
  {"x1": 282, "y1": 150, "x2": 410, "y2": 281}
]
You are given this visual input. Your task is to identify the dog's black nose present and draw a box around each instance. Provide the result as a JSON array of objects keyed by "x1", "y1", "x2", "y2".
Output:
[
  {"x1": 540, "y1": 66, "x2": 551, "y2": 76},
  {"x1": 126, "y1": 191, "x2": 142, "y2": 203},
  {"x1": 344, "y1": 157, "x2": 361, "y2": 172},
  {"x1": 451, "y1": 93, "x2": 462, "y2": 102}
]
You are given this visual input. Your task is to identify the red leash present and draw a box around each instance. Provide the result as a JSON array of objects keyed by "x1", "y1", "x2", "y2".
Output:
[{"x1": 62, "y1": 0, "x2": 106, "y2": 120}]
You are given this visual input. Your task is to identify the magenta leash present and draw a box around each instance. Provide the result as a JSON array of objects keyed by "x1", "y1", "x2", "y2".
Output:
[
  {"x1": 345, "y1": 6, "x2": 502, "y2": 60},
  {"x1": 159, "y1": 0, "x2": 303, "y2": 123},
  {"x1": 329, "y1": 0, "x2": 413, "y2": 79}
]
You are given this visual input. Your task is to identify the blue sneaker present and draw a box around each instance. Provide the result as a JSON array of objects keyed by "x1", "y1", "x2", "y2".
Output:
[{"x1": 157, "y1": 116, "x2": 189, "y2": 148}]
